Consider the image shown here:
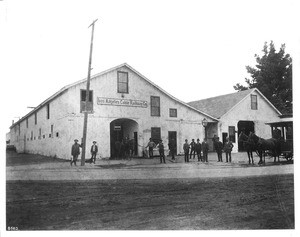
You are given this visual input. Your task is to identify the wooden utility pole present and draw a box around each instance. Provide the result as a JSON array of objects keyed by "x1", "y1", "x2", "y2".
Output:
[{"x1": 81, "y1": 19, "x2": 98, "y2": 166}]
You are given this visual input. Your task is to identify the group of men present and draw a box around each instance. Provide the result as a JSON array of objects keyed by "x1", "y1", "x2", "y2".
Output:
[
  {"x1": 183, "y1": 138, "x2": 209, "y2": 163},
  {"x1": 71, "y1": 135, "x2": 234, "y2": 166},
  {"x1": 182, "y1": 136, "x2": 234, "y2": 163},
  {"x1": 71, "y1": 139, "x2": 98, "y2": 166},
  {"x1": 212, "y1": 135, "x2": 234, "y2": 163}
]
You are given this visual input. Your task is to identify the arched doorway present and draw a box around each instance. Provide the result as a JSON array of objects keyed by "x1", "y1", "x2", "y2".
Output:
[
  {"x1": 110, "y1": 118, "x2": 139, "y2": 158},
  {"x1": 238, "y1": 120, "x2": 255, "y2": 151}
]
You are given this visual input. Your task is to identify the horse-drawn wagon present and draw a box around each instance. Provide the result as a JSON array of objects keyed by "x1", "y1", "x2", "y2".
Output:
[{"x1": 266, "y1": 115, "x2": 293, "y2": 161}]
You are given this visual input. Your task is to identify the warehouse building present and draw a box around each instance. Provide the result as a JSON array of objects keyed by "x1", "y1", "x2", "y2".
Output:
[{"x1": 9, "y1": 63, "x2": 218, "y2": 159}]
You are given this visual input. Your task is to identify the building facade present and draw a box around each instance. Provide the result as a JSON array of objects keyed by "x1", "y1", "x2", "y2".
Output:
[
  {"x1": 9, "y1": 64, "x2": 217, "y2": 159},
  {"x1": 188, "y1": 88, "x2": 282, "y2": 152}
]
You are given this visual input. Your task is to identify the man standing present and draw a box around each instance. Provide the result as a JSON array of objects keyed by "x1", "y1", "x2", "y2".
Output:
[
  {"x1": 195, "y1": 138, "x2": 202, "y2": 161},
  {"x1": 183, "y1": 139, "x2": 190, "y2": 163},
  {"x1": 90, "y1": 141, "x2": 98, "y2": 164},
  {"x1": 71, "y1": 139, "x2": 81, "y2": 166},
  {"x1": 168, "y1": 138, "x2": 176, "y2": 160},
  {"x1": 146, "y1": 138, "x2": 156, "y2": 158},
  {"x1": 215, "y1": 137, "x2": 223, "y2": 162},
  {"x1": 190, "y1": 139, "x2": 196, "y2": 159},
  {"x1": 158, "y1": 139, "x2": 166, "y2": 164},
  {"x1": 224, "y1": 137, "x2": 234, "y2": 162},
  {"x1": 202, "y1": 138, "x2": 209, "y2": 162}
]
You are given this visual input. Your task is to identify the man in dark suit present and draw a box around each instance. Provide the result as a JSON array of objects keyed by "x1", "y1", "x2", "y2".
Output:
[
  {"x1": 90, "y1": 141, "x2": 98, "y2": 164},
  {"x1": 215, "y1": 137, "x2": 223, "y2": 162},
  {"x1": 202, "y1": 138, "x2": 209, "y2": 162},
  {"x1": 71, "y1": 139, "x2": 81, "y2": 166}
]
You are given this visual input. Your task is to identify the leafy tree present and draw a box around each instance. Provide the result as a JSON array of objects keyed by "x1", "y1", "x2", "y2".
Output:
[{"x1": 234, "y1": 41, "x2": 292, "y2": 114}]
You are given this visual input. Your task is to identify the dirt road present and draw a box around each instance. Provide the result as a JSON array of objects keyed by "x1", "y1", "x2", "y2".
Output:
[{"x1": 6, "y1": 151, "x2": 294, "y2": 230}]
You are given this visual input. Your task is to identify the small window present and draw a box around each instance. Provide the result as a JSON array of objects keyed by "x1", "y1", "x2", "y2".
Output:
[
  {"x1": 151, "y1": 96, "x2": 160, "y2": 117},
  {"x1": 51, "y1": 125, "x2": 54, "y2": 138},
  {"x1": 26, "y1": 118, "x2": 28, "y2": 128},
  {"x1": 47, "y1": 104, "x2": 50, "y2": 119},
  {"x1": 228, "y1": 126, "x2": 236, "y2": 143},
  {"x1": 151, "y1": 127, "x2": 161, "y2": 145},
  {"x1": 39, "y1": 128, "x2": 42, "y2": 139},
  {"x1": 35, "y1": 112, "x2": 37, "y2": 125},
  {"x1": 251, "y1": 95, "x2": 258, "y2": 110},
  {"x1": 56, "y1": 132, "x2": 59, "y2": 137},
  {"x1": 117, "y1": 71, "x2": 129, "y2": 93},
  {"x1": 169, "y1": 108, "x2": 177, "y2": 117},
  {"x1": 80, "y1": 90, "x2": 93, "y2": 113}
]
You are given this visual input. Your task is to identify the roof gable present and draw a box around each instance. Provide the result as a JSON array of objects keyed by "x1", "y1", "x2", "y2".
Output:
[
  {"x1": 10, "y1": 63, "x2": 218, "y2": 128},
  {"x1": 188, "y1": 88, "x2": 281, "y2": 119}
]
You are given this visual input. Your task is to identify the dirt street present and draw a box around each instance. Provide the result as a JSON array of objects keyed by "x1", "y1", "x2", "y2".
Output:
[{"x1": 6, "y1": 151, "x2": 294, "y2": 230}]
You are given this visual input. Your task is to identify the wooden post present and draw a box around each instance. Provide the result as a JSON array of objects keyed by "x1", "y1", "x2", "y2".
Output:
[{"x1": 81, "y1": 19, "x2": 98, "y2": 166}]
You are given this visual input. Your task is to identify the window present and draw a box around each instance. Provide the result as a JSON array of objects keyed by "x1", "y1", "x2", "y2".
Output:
[
  {"x1": 151, "y1": 96, "x2": 160, "y2": 116},
  {"x1": 26, "y1": 118, "x2": 28, "y2": 128},
  {"x1": 228, "y1": 126, "x2": 236, "y2": 143},
  {"x1": 35, "y1": 112, "x2": 37, "y2": 125},
  {"x1": 18, "y1": 124, "x2": 21, "y2": 136},
  {"x1": 251, "y1": 95, "x2": 258, "y2": 110},
  {"x1": 31, "y1": 131, "x2": 33, "y2": 140},
  {"x1": 80, "y1": 90, "x2": 93, "y2": 113},
  {"x1": 50, "y1": 125, "x2": 54, "y2": 138},
  {"x1": 39, "y1": 128, "x2": 42, "y2": 139},
  {"x1": 151, "y1": 127, "x2": 161, "y2": 145},
  {"x1": 169, "y1": 108, "x2": 177, "y2": 117},
  {"x1": 117, "y1": 71, "x2": 129, "y2": 93},
  {"x1": 47, "y1": 104, "x2": 50, "y2": 119}
]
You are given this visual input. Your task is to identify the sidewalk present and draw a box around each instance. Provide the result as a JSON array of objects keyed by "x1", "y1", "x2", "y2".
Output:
[{"x1": 6, "y1": 152, "x2": 294, "y2": 181}]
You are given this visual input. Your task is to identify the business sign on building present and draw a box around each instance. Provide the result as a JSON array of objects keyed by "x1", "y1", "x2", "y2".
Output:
[{"x1": 97, "y1": 97, "x2": 148, "y2": 108}]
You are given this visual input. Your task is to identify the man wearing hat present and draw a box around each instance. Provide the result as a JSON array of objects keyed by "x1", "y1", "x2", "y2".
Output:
[
  {"x1": 71, "y1": 139, "x2": 81, "y2": 166},
  {"x1": 157, "y1": 139, "x2": 166, "y2": 164},
  {"x1": 90, "y1": 141, "x2": 98, "y2": 164},
  {"x1": 183, "y1": 139, "x2": 190, "y2": 163},
  {"x1": 195, "y1": 138, "x2": 202, "y2": 161}
]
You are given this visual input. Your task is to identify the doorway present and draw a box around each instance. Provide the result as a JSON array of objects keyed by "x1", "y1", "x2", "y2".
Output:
[
  {"x1": 237, "y1": 120, "x2": 255, "y2": 151},
  {"x1": 168, "y1": 131, "x2": 177, "y2": 155},
  {"x1": 110, "y1": 118, "x2": 138, "y2": 158}
]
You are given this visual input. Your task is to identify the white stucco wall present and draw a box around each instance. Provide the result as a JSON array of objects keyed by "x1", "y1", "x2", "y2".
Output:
[
  {"x1": 219, "y1": 90, "x2": 280, "y2": 152},
  {"x1": 10, "y1": 65, "x2": 215, "y2": 159}
]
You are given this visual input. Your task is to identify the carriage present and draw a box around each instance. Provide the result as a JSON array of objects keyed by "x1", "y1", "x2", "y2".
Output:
[{"x1": 266, "y1": 115, "x2": 293, "y2": 161}]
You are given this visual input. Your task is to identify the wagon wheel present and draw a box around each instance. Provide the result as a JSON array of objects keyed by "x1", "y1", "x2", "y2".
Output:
[{"x1": 285, "y1": 153, "x2": 293, "y2": 161}]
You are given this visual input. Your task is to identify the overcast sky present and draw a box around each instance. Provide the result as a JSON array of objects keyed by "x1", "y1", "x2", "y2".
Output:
[{"x1": 1, "y1": 0, "x2": 298, "y2": 133}]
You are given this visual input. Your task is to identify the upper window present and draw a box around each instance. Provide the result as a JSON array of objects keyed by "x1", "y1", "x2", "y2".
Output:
[
  {"x1": 46, "y1": 103, "x2": 50, "y2": 119},
  {"x1": 34, "y1": 112, "x2": 37, "y2": 125},
  {"x1": 151, "y1": 96, "x2": 160, "y2": 117},
  {"x1": 117, "y1": 71, "x2": 129, "y2": 93},
  {"x1": 169, "y1": 108, "x2": 177, "y2": 117},
  {"x1": 251, "y1": 95, "x2": 258, "y2": 110},
  {"x1": 80, "y1": 90, "x2": 93, "y2": 113}
]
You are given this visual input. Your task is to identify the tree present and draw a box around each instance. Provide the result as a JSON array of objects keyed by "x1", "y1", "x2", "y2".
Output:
[{"x1": 234, "y1": 41, "x2": 293, "y2": 114}]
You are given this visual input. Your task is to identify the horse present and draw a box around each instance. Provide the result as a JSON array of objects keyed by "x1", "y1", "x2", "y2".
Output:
[
  {"x1": 248, "y1": 132, "x2": 281, "y2": 164},
  {"x1": 238, "y1": 131, "x2": 257, "y2": 164}
]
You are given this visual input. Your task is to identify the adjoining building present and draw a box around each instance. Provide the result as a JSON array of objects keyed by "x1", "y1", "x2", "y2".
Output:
[
  {"x1": 188, "y1": 88, "x2": 282, "y2": 152},
  {"x1": 9, "y1": 63, "x2": 218, "y2": 159}
]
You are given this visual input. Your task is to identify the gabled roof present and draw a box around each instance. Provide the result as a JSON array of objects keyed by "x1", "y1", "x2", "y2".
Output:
[
  {"x1": 10, "y1": 63, "x2": 218, "y2": 129},
  {"x1": 188, "y1": 88, "x2": 282, "y2": 119}
]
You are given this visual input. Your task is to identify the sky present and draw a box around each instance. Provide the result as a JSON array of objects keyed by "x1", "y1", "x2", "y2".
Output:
[{"x1": 1, "y1": 0, "x2": 298, "y2": 133}]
